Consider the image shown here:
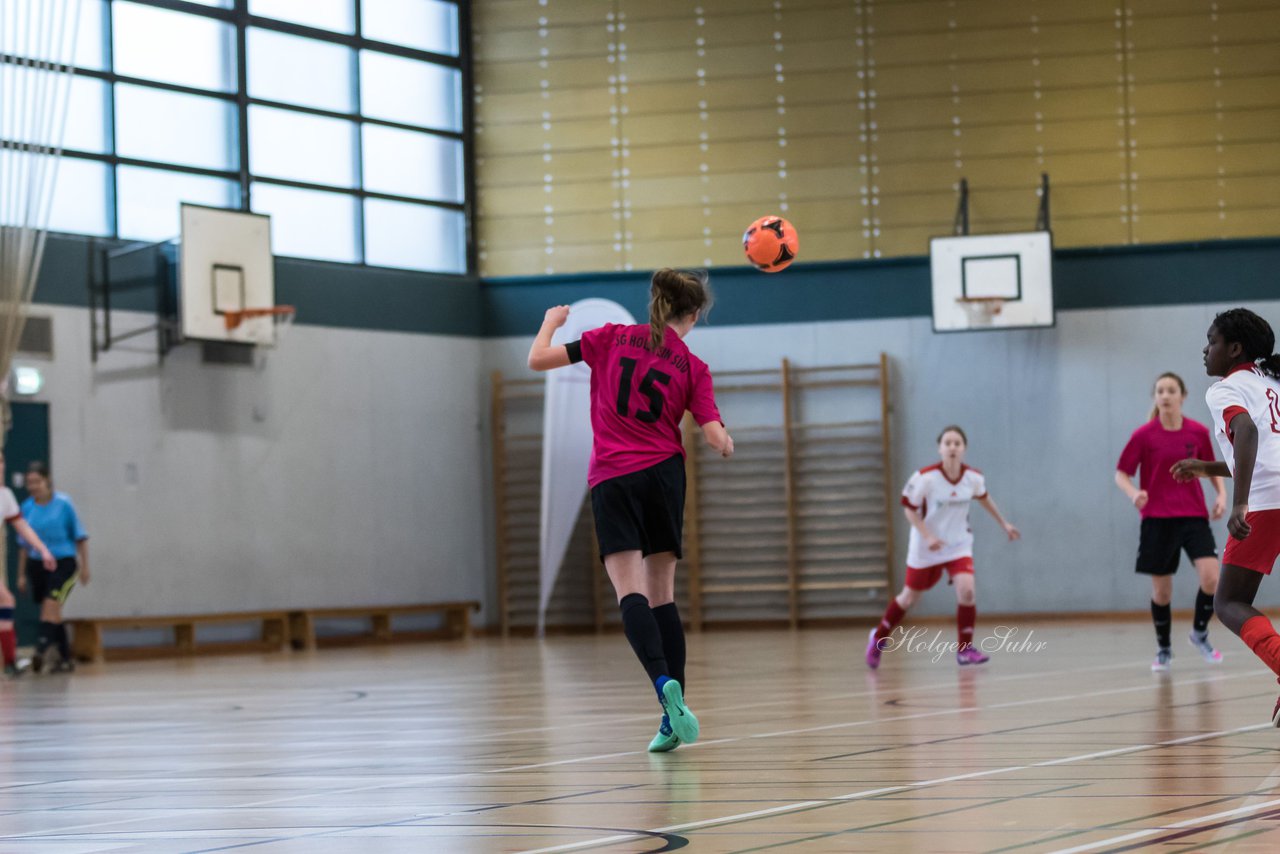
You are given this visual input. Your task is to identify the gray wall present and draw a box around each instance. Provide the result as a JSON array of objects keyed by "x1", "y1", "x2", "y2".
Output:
[
  {"x1": 485, "y1": 298, "x2": 1280, "y2": 617},
  {"x1": 18, "y1": 304, "x2": 493, "y2": 620},
  {"x1": 21, "y1": 262, "x2": 1279, "y2": 626}
]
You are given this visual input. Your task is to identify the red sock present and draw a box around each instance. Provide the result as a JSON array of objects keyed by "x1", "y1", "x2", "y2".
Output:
[
  {"x1": 1240, "y1": 615, "x2": 1280, "y2": 677},
  {"x1": 0, "y1": 628, "x2": 15, "y2": 667},
  {"x1": 874, "y1": 599, "x2": 907, "y2": 641},
  {"x1": 957, "y1": 604, "x2": 977, "y2": 651}
]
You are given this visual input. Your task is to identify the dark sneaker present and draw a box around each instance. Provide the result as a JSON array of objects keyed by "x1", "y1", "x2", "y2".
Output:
[{"x1": 1151, "y1": 647, "x2": 1172, "y2": 672}]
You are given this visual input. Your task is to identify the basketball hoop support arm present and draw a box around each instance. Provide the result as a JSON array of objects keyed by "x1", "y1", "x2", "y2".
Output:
[
  {"x1": 1035, "y1": 173, "x2": 1051, "y2": 232},
  {"x1": 87, "y1": 238, "x2": 180, "y2": 363},
  {"x1": 952, "y1": 178, "x2": 970, "y2": 236}
]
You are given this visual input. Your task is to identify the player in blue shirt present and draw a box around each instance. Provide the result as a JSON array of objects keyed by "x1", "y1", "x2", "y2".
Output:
[{"x1": 16, "y1": 462, "x2": 89, "y2": 673}]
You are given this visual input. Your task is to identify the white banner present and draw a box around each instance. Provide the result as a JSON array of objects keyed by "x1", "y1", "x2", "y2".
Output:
[{"x1": 539, "y1": 299, "x2": 636, "y2": 634}]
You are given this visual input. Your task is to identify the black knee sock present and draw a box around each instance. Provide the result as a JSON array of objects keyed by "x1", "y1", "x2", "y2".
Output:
[
  {"x1": 1151, "y1": 601, "x2": 1172, "y2": 649},
  {"x1": 55, "y1": 624, "x2": 71, "y2": 661},
  {"x1": 1193, "y1": 589, "x2": 1215, "y2": 634},
  {"x1": 619, "y1": 593, "x2": 669, "y2": 688},
  {"x1": 36, "y1": 621, "x2": 55, "y2": 654},
  {"x1": 651, "y1": 603, "x2": 686, "y2": 692}
]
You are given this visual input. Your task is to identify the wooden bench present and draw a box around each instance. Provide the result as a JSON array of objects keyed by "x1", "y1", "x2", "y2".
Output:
[
  {"x1": 288, "y1": 601, "x2": 479, "y2": 650},
  {"x1": 68, "y1": 611, "x2": 291, "y2": 663}
]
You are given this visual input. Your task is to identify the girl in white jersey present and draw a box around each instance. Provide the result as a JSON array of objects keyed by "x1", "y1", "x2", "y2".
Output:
[
  {"x1": 1173, "y1": 309, "x2": 1280, "y2": 724},
  {"x1": 866, "y1": 426, "x2": 1020, "y2": 668},
  {"x1": 0, "y1": 452, "x2": 57, "y2": 678}
]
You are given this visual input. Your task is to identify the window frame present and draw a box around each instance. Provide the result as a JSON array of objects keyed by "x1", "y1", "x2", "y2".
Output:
[{"x1": 0, "y1": 0, "x2": 473, "y2": 273}]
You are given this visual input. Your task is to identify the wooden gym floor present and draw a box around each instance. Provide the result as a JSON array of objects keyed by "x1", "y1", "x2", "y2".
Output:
[{"x1": 5, "y1": 619, "x2": 1280, "y2": 852}]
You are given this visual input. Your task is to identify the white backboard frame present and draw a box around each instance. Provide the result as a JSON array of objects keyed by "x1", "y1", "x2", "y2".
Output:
[
  {"x1": 929, "y1": 231, "x2": 1054, "y2": 333},
  {"x1": 179, "y1": 204, "x2": 275, "y2": 345}
]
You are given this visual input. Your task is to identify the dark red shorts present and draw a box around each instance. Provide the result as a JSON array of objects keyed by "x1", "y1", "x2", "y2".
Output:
[
  {"x1": 1223, "y1": 509, "x2": 1280, "y2": 575},
  {"x1": 905, "y1": 556, "x2": 975, "y2": 591}
]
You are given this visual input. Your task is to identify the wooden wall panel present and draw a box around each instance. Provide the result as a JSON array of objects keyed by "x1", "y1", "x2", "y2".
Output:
[{"x1": 474, "y1": 0, "x2": 1280, "y2": 274}]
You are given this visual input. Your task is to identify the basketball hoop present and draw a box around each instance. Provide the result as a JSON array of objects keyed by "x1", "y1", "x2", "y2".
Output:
[
  {"x1": 956, "y1": 296, "x2": 1005, "y2": 327},
  {"x1": 221, "y1": 305, "x2": 296, "y2": 351},
  {"x1": 222, "y1": 305, "x2": 295, "y2": 332}
]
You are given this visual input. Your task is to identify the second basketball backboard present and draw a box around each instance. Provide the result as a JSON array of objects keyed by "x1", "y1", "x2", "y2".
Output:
[
  {"x1": 929, "y1": 231, "x2": 1054, "y2": 332},
  {"x1": 179, "y1": 204, "x2": 275, "y2": 345}
]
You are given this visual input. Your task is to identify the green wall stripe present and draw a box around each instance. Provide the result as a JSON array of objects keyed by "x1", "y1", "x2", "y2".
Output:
[
  {"x1": 34, "y1": 233, "x2": 1280, "y2": 340},
  {"x1": 35, "y1": 233, "x2": 484, "y2": 338},
  {"x1": 483, "y1": 237, "x2": 1280, "y2": 337}
]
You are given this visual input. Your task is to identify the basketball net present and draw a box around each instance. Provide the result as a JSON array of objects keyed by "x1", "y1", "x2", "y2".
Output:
[
  {"x1": 956, "y1": 297, "x2": 1004, "y2": 329},
  {"x1": 223, "y1": 305, "x2": 296, "y2": 339},
  {"x1": 223, "y1": 305, "x2": 296, "y2": 368},
  {"x1": 0, "y1": 0, "x2": 84, "y2": 428}
]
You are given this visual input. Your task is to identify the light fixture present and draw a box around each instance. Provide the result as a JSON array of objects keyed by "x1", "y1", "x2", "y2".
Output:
[{"x1": 12, "y1": 365, "x2": 43, "y2": 396}]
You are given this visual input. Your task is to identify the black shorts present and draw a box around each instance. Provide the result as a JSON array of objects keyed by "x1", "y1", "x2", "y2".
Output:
[
  {"x1": 1136, "y1": 517, "x2": 1217, "y2": 576},
  {"x1": 27, "y1": 557, "x2": 79, "y2": 604},
  {"x1": 590, "y1": 455, "x2": 686, "y2": 561}
]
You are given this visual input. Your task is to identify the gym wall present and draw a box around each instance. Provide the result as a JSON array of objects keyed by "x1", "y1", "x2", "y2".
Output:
[{"x1": 473, "y1": 0, "x2": 1280, "y2": 276}]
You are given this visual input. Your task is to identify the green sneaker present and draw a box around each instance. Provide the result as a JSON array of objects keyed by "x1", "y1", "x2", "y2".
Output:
[
  {"x1": 658, "y1": 677, "x2": 699, "y2": 744},
  {"x1": 648, "y1": 714, "x2": 681, "y2": 752}
]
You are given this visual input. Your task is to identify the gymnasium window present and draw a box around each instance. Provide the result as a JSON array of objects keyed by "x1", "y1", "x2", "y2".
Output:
[
  {"x1": 0, "y1": 0, "x2": 469, "y2": 274},
  {"x1": 115, "y1": 166, "x2": 238, "y2": 242}
]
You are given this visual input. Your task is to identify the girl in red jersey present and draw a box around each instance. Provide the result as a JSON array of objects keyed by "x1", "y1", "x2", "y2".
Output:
[
  {"x1": 866, "y1": 426, "x2": 1019, "y2": 669},
  {"x1": 1173, "y1": 309, "x2": 1280, "y2": 724},
  {"x1": 1116, "y1": 372, "x2": 1227, "y2": 672},
  {"x1": 528, "y1": 269, "x2": 733, "y2": 751}
]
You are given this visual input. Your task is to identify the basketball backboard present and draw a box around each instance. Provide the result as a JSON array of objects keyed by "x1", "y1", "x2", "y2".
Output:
[
  {"x1": 179, "y1": 204, "x2": 276, "y2": 345},
  {"x1": 929, "y1": 231, "x2": 1054, "y2": 332}
]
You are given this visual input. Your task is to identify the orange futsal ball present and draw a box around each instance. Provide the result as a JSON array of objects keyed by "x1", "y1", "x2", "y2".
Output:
[{"x1": 743, "y1": 215, "x2": 799, "y2": 273}]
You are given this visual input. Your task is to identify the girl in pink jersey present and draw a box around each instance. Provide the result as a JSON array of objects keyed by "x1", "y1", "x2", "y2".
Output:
[
  {"x1": 1116, "y1": 372, "x2": 1226, "y2": 672},
  {"x1": 528, "y1": 269, "x2": 733, "y2": 751},
  {"x1": 1173, "y1": 308, "x2": 1280, "y2": 724},
  {"x1": 866, "y1": 426, "x2": 1019, "y2": 669}
]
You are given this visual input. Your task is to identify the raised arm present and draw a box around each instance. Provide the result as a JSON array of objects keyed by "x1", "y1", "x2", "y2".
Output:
[
  {"x1": 977, "y1": 494, "x2": 1021, "y2": 541},
  {"x1": 527, "y1": 306, "x2": 572, "y2": 372}
]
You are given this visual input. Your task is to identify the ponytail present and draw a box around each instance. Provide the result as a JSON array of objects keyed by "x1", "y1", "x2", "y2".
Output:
[
  {"x1": 1261, "y1": 355, "x2": 1280, "y2": 380},
  {"x1": 648, "y1": 268, "x2": 713, "y2": 350},
  {"x1": 649, "y1": 292, "x2": 672, "y2": 351}
]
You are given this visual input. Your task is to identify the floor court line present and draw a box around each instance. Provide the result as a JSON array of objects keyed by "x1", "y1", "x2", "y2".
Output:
[
  {"x1": 223, "y1": 668, "x2": 1274, "y2": 815},
  {"x1": 1043, "y1": 798, "x2": 1280, "y2": 854},
  {"x1": 2, "y1": 656, "x2": 1193, "y2": 757},
  {"x1": 4, "y1": 668, "x2": 1267, "y2": 844},
  {"x1": 514, "y1": 712, "x2": 1275, "y2": 853}
]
